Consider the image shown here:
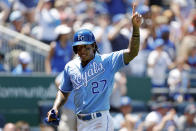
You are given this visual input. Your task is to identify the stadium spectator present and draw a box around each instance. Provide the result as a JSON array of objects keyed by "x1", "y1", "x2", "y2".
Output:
[
  {"x1": 13, "y1": 0, "x2": 39, "y2": 24},
  {"x1": 5, "y1": 50, "x2": 22, "y2": 72},
  {"x1": 75, "y1": 0, "x2": 107, "y2": 16},
  {"x1": 144, "y1": 5, "x2": 172, "y2": 52},
  {"x1": 187, "y1": 46, "x2": 196, "y2": 71},
  {"x1": 110, "y1": 72, "x2": 127, "y2": 112},
  {"x1": 15, "y1": 121, "x2": 30, "y2": 131},
  {"x1": 144, "y1": 100, "x2": 176, "y2": 131},
  {"x1": 32, "y1": 0, "x2": 60, "y2": 44},
  {"x1": 12, "y1": 51, "x2": 32, "y2": 74},
  {"x1": 168, "y1": 57, "x2": 191, "y2": 103},
  {"x1": 0, "y1": 0, "x2": 11, "y2": 25},
  {"x1": 159, "y1": 25, "x2": 176, "y2": 61},
  {"x1": 8, "y1": 10, "x2": 24, "y2": 33},
  {"x1": 52, "y1": 0, "x2": 67, "y2": 22},
  {"x1": 108, "y1": 14, "x2": 130, "y2": 52},
  {"x1": 51, "y1": 0, "x2": 76, "y2": 28},
  {"x1": 178, "y1": 33, "x2": 196, "y2": 64},
  {"x1": 9, "y1": 10, "x2": 32, "y2": 36},
  {"x1": 92, "y1": 13, "x2": 112, "y2": 54},
  {"x1": 174, "y1": 3, "x2": 196, "y2": 59},
  {"x1": 3, "y1": 123, "x2": 16, "y2": 131},
  {"x1": 45, "y1": 24, "x2": 73, "y2": 74},
  {"x1": 176, "y1": 103, "x2": 196, "y2": 130},
  {"x1": 104, "y1": 0, "x2": 127, "y2": 17},
  {"x1": 170, "y1": 0, "x2": 195, "y2": 21},
  {"x1": 147, "y1": 38, "x2": 173, "y2": 88},
  {"x1": 113, "y1": 96, "x2": 143, "y2": 131}
]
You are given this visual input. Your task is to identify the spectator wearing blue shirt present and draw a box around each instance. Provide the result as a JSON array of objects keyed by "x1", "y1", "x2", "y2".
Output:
[
  {"x1": 108, "y1": 14, "x2": 130, "y2": 52},
  {"x1": 159, "y1": 25, "x2": 176, "y2": 61},
  {"x1": 45, "y1": 24, "x2": 73, "y2": 74},
  {"x1": 12, "y1": 51, "x2": 32, "y2": 74},
  {"x1": 105, "y1": 0, "x2": 127, "y2": 17},
  {"x1": 113, "y1": 96, "x2": 132, "y2": 130}
]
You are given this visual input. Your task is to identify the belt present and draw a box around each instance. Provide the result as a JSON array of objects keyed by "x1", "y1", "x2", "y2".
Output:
[{"x1": 77, "y1": 112, "x2": 102, "y2": 121}]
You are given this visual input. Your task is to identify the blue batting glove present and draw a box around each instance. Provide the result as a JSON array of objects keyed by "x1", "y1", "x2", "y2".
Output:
[{"x1": 44, "y1": 109, "x2": 60, "y2": 126}]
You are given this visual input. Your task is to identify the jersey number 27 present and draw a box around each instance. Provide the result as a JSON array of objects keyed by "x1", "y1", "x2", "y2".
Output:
[{"x1": 92, "y1": 80, "x2": 107, "y2": 94}]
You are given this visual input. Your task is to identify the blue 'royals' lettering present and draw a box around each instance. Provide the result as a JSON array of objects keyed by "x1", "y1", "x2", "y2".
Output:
[{"x1": 71, "y1": 62, "x2": 105, "y2": 89}]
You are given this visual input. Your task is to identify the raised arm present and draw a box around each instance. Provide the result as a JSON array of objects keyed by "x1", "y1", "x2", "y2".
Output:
[{"x1": 123, "y1": 3, "x2": 142, "y2": 64}]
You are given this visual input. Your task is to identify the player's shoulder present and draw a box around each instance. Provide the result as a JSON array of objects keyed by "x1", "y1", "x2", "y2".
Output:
[
  {"x1": 64, "y1": 56, "x2": 80, "y2": 69},
  {"x1": 95, "y1": 53, "x2": 111, "y2": 61},
  {"x1": 100, "y1": 50, "x2": 124, "y2": 58}
]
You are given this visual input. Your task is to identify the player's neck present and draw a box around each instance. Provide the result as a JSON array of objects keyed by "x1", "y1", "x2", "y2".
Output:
[{"x1": 81, "y1": 54, "x2": 95, "y2": 67}]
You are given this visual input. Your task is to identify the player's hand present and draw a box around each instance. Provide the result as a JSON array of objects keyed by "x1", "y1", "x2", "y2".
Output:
[
  {"x1": 132, "y1": 2, "x2": 143, "y2": 28},
  {"x1": 45, "y1": 109, "x2": 60, "y2": 126},
  {"x1": 47, "y1": 108, "x2": 59, "y2": 122}
]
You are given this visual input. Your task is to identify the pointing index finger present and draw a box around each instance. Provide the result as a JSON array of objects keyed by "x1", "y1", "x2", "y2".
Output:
[{"x1": 132, "y1": 0, "x2": 136, "y2": 15}]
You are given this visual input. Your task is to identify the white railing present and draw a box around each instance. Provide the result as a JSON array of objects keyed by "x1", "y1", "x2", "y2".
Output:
[
  {"x1": 151, "y1": 88, "x2": 196, "y2": 94},
  {"x1": 0, "y1": 25, "x2": 50, "y2": 72}
]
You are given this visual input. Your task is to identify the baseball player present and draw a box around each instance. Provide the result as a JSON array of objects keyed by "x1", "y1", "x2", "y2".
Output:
[{"x1": 47, "y1": 3, "x2": 142, "y2": 131}]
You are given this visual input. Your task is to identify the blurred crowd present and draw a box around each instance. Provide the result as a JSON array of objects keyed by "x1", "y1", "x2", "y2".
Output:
[
  {"x1": 0, "y1": 0, "x2": 196, "y2": 130},
  {"x1": 1, "y1": 120, "x2": 55, "y2": 131},
  {"x1": 111, "y1": 95, "x2": 196, "y2": 131},
  {"x1": 110, "y1": 72, "x2": 196, "y2": 131}
]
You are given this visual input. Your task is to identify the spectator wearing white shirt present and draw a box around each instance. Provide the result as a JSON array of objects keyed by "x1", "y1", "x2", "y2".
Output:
[
  {"x1": 9, "y1": 10, "x2": 24, "y2": 33},
  {"x1": 147, "y1": 38, "x2": 174, "y2": 88},
  {"x1": 168, "y1": 57, "x2": 190, "y2": 103},
  {"x1": 144, "y1": 99, "x2": 176, "y2": 131},
  {"x1": 176, "y1": 104, "x2": 196, "y2": 131},
  {"x1": 32, "y1": 0, "x2": 60, "y2": 44}
]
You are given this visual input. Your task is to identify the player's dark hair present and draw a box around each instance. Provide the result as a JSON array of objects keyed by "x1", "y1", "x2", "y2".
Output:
[
  {"x1": 73, "y1": 42, "x2": 99, "y2": 54},
  {"x1": 73, "y1": 46, "x2": 77, "y2": 54},
  {"x1": 55, "y1": 35, "x2": 61, "y2": 41},
  {"x1": 93, "y1": 42, "x2": 99, "y2": 54}
]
